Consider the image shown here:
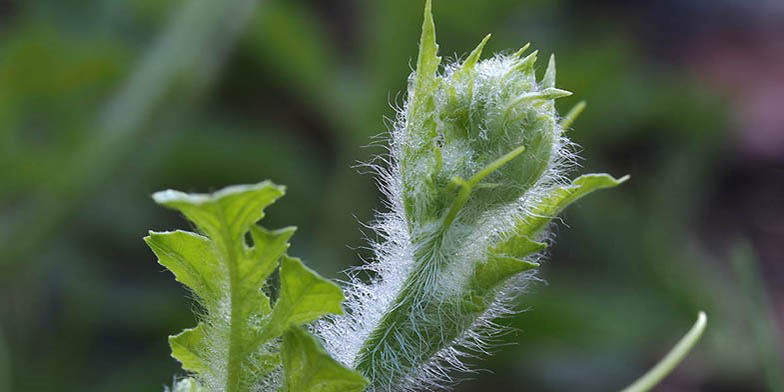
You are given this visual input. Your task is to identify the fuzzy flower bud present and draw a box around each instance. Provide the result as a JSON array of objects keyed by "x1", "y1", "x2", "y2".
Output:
[
  {"x1": 401, "y1": 35, "x2": 570, "y2": 231},
  {"x1": 316, "y1": 1, "x2": 626, "y2": 390}
]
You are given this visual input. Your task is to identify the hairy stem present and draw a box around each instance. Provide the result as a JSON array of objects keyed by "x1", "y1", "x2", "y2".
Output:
[
  {"x1": 220, "y1": 217, "x2": 244, "y2": 392},
  {"x1": 354, "y1": 145, "x2": 538, "y2": 387}
]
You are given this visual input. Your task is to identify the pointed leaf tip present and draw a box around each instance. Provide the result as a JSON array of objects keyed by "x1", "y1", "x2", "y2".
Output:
[
  {"x1": 460, "y1": 33, "x2": 491, "y2": 74},
  {"x1": 507, "y1": 87, "x2": 571, "y2": 109},
  {"x1": 542, "y1": 87, "x2": 572, "y2": 99},
  {"x1": 511, "y1": 49, "x2": 538, "y2": 74},
  {"x1": 522, "y1": 49, "x2": 538, "y2": 64},
  {"x1": 560, "y1": 100, "x2": 587, "y2": 129},
  {"x1": 416, "y1": 0, "x2": 440, "y2": 80},
  {"x1": 542, "y1": 53, "x2": 556, "y2": 88},
  {"x1": 517, "y1": 173, "x2": 628, "y2": 237},
  {"x1": 513, "y1": 42, "x2": 531, "y2": 58}
]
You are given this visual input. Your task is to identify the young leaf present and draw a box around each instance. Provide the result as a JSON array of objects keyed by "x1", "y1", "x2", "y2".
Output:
[
  {"x1": 514, "y1": 173, "x2": 630, "y2": 238},
  {"x1": 151, "y1": 182, "x2": 285, "y2": 255},
  {"x1": 146, "y1": 181, "x2": 361, "y2": 392},
  {"x1": 413, "y1": 0, "x2": 441, "y2": 102}
]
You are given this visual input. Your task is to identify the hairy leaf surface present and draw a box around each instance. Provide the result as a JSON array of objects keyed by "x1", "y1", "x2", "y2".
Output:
[{"x1": 146, "y1": 181, "x2": 366, "y2": 392}]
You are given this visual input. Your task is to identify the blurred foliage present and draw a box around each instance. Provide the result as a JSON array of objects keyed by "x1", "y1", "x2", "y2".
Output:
[{"x1": 0, "y1": 0, "x2": 780, "y2": 391}]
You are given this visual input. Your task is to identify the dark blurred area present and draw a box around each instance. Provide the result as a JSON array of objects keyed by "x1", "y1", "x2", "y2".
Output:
[{"x1": 1, "y1": 0, "x2": 782, "y2": 391}]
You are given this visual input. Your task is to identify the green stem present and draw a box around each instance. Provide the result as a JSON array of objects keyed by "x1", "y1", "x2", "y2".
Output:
[
  {"x1": 620, "y1": 311, "x2": 707, "y2": 392},
  {"x1": 218, "y1": 212, "x2": 245, "y2": 392}
]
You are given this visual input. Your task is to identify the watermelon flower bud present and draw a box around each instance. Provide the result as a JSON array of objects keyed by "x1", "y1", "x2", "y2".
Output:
[
  {"x1": 400, "y1": 34, "x2": 572, "y2": 232},
  {"x1": 316, "y1": 1, "x2": 627, "y2": 390}
]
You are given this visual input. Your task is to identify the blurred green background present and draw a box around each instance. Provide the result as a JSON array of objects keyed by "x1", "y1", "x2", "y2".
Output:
[{"x1": 1, "y1": 0, "x2": 783, "y2": 391}]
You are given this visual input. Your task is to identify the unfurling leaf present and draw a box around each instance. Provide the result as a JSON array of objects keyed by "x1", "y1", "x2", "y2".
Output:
[{"x1": 146, "y1": 181, "x2": 365, "y2": 392}]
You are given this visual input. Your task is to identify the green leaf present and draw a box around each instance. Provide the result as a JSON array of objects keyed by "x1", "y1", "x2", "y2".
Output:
[
  {"x1": 542, "y1": 53, "x2": 556, "y2": 88},
  {"x1": 492, "y1": 232, "x2": 547, "y2": 259},
  {"x1": 414, "y1": 0, "x2": 441, "y2": 99},
  {"x1": 147, "y1": 181, "x2": 345, "y2": 392},
  {"x1": 458, "y1": 33, "x2": 491, "y2": 77},
  {"x1": 471, "y1": 253, "x2": 539, "y2": 293},
  {"x1": 559, "y1": 100, "x2": 587, "y2": 129},
  {"x1": 152, "y1": 181, "x2": 285, "y2": 251},
  {"x1": 282, "y1": 327, "x2": 369, "y2": 392},
  {"x1": 519, "y1": 173, "x2": 629, "y2": 237},
  {"x1": 145, "y1": 230, "x2": 219, "y2": 302},
  {"x1": 404, "y1": 0, "x2": 442, "y2": 152},
  {"x1": 265, "y1": 256, "x2": 345, "y2": 339},
  {"x1": 169, "y1": 324, "x2": 208, "y2": 374},
  {"x1": 470, "y1": 234, "x2": 545, "y2": 292},
  {"x1": 245, "y1": 225, "x2": 296, "y2": 292}
]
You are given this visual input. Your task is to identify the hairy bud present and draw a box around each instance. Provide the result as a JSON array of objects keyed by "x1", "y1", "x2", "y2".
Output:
[
  {"x1": 316, "y1": 1, "x2": 626, "y2": 390},
  {"x1": 401, "y1": 37, "x2": 571, "y2": 231}
]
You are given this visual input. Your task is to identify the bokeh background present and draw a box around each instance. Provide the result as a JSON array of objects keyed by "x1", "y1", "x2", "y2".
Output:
[{"x1": 1, "y1": 0, "x2": 783, "y2": 391}]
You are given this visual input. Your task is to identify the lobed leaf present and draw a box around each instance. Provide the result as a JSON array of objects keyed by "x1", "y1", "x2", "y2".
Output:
[
  {"x1": 151, "y1": 181, "x2": 285, "y2": 251},
  {"x1": 147, "y1": 181, "x2": 348, "y2": 392}
]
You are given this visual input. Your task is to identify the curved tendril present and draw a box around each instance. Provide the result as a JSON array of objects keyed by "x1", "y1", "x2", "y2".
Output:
[{"x1": 620, "y1": 311, "x2": 707, "y2": 392}]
